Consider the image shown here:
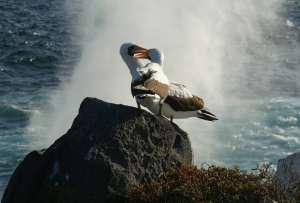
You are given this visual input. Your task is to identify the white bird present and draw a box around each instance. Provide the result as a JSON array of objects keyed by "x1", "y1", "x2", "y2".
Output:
[
  {"x1": 120, "y1": 42, "x2": 149, "y2": 109},
  {"x1": 120, "y1": 42, "x2": 171, "y2": 112},
  {"x1": 129, "y1": 44, "x2": 218, "y2": 122},
  {"x1": 120, "y1": 43, "x2": 170, "y2": 109}
]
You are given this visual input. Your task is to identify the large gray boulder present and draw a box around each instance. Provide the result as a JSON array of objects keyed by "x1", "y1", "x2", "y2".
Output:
[
  {"x1": 275, "y1": 152, "x2": 300, "y2": 200},
  {"x1": 1, "y1": 98, "x2": 192, "y2": 203}
]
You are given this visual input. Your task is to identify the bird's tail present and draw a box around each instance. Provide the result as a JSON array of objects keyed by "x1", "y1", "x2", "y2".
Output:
[{"x1": 197, "y1": 108, "x2": 218, "y2": 121}]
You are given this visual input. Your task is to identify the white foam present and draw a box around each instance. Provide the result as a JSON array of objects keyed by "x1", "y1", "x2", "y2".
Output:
[
  {"x1": 286, "y1": 19, "x2": 294, "y2": 27},
  {"x1": 272, "y1": 134, "x2": 299, "y2": 143},
  {"x1": 278, "y1": 116, "x2": 298, "y2": 124}
]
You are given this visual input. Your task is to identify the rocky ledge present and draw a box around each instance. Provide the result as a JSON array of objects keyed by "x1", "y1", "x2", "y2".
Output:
[{"x1": 1, "y1": 98, "x2": 192, "y2": 203}]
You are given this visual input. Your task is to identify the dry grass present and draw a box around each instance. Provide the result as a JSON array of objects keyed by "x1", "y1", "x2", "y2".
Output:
[{"x1": 128, "y1": 165, "x2": 294, "y2": 203}]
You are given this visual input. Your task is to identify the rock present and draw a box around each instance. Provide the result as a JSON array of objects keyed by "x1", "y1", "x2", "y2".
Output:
[
  {"x1": 1, "y1": 98, "x2": 192, "y2": 203},
  {"x1": 275, "y1": 152, "x2": 300, "y2": 200}
]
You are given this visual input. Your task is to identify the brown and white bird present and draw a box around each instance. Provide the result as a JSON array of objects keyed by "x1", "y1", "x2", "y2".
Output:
[{"x1": 120, "y1": 43, "x2": 218, "y2": 122}]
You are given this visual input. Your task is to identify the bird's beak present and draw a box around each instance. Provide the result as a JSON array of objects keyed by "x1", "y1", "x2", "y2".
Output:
[{"x1": 128, "y1": 45, "x2": 150, "y2": 59}]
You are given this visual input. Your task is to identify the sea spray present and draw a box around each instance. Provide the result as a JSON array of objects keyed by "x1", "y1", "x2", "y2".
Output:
[{"x1": 29, "y1": 0, "x2": 297, "y2": 166}]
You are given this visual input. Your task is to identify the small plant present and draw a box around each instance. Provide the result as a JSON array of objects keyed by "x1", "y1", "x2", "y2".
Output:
[{"x1": 128, "y1": 165, "x2": 294, "y2": 203}]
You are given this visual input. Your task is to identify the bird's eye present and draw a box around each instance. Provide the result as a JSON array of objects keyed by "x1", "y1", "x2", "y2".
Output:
[{"x1": 127, "y1": 45, "x2": 136, "y2": 56}]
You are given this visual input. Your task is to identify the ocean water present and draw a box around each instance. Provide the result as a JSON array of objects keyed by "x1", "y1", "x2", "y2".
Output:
[
  {"x1": 0, "y1": 0, "x2": 300, "y2": 198},
  {"x1": 0, "y1": 0, "x2": 79, "y2": 197}
]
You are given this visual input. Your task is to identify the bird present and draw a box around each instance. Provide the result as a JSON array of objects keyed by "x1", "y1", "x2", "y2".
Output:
[
  {"x1": 120, "y1": 42, "x2": 171, "y2": 112},
  {"x1": 128, "y1": 44, "x2": 218, "y2": 122},
  {"x1": 120, "y1": 42, "x2": 149, "y2": 109}
]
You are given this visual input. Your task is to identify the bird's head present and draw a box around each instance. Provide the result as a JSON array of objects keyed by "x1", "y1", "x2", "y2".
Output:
[{"x1": 129, "y1": 45, "x2": 164, "y2": 66}]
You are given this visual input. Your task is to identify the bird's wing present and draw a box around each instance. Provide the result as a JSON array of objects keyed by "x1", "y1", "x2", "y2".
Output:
[
  {"x1": 143, "y1": 79, "x2": 169, "y2": 98},
  {"x1": 165, "y1": 94, "x2": 205, "y2": 111},
  {"x1": 165, "y1": 83, "x2": 204, "y2": 111},
  {"x1": 131, "y1": 77, "x2": 169, "y2": 99},
  {"x1": 131, "y1": 83, "x2": 155, "y2": 97},
  {"x1": 170, "y1": 81, "x2": 186, "y2": 88},
  {"x1": 168, "y1": 82, "x2": 193, "y2": 98}
]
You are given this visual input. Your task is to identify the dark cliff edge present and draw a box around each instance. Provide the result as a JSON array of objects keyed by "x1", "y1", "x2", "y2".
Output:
[
  {"x1": 1, "y1": 98, "x2": 192, "y2": 203},
  {"x1": 275, "y1": 152, "x2": 300, "y2": 200}
]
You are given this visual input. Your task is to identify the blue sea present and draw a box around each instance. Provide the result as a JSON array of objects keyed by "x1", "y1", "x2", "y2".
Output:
[
  {"x1": 0, "y1": 0, "x2": 79, "y2": 197},
  {"x1": 0, "y1": 0, "x2": 300, "y2": 198}
]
